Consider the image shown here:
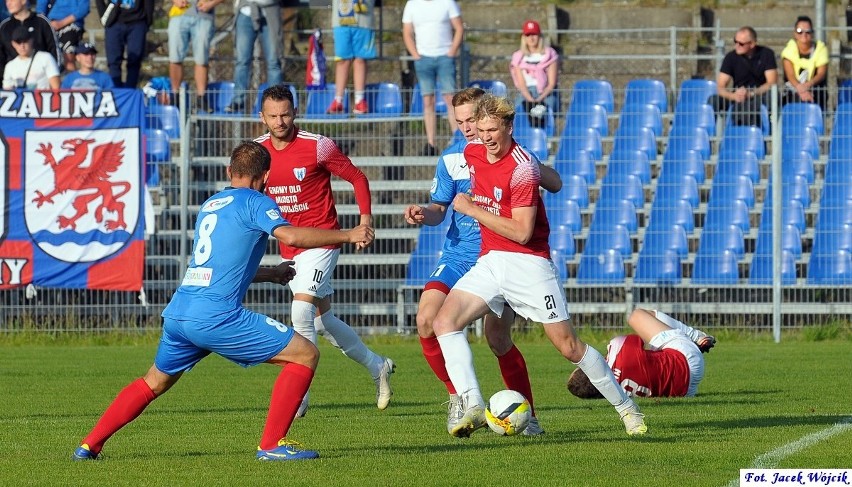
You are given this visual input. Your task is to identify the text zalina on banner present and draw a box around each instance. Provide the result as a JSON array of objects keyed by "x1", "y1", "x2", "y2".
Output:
[{"x1": 0, "y1": 88, "x2": 145, "y2": 291}]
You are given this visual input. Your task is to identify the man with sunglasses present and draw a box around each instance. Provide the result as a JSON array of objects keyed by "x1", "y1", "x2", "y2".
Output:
[
  {"x1": 781, "y1": 16, "x2": 828, "y2": 111},
  {"x1": 709, "y1": 26, "x2": 777, "y2": 128}
]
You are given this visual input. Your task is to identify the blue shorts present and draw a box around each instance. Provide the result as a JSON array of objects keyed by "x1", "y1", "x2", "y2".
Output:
[
  {"x1": 168, "y1": 14, "x2": 215, "y2": 65},
  {"x1": 154, "y1": 309, "x2": 295, "y2": 375},
  {"x1": 414, "y1": 55, "x2": 457, "y2": 96},
  {"x1": 425, "y1": 251, "x2": 475, "y2": 293},
  {"x1": 333, "y1": 26, "x2": 376, "y2": 60}
]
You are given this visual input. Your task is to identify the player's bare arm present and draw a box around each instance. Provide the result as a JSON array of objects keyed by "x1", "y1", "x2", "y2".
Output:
[
  {"x1": 539, "y1": 164, "x2": 562, "y2": 193},
  {"x1": 273, "y1": 224, "x2": 374, "y2": 249},
  {"x1": 253, "y1": 261, "x2": 297, "y2": 285},
  {"x1": 403, "y1": 203, "x2": 447, "y2": 226},
  {"x1": 452, "y1": 193, "x2": 537, "y2": 244}
]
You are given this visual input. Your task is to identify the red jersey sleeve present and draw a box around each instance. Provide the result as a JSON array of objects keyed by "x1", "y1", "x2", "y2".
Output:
[
  {"x1": 509, "y1": 158, "x2": 541, "y2": 208},
  {"x1": 316, "y1": 136, "x2": 372, "y2": 216}
]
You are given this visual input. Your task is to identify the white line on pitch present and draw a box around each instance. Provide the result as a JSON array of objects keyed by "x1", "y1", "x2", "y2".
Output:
[{"x1": 724, "y1": 416, "x2": 852, "y2": 487}]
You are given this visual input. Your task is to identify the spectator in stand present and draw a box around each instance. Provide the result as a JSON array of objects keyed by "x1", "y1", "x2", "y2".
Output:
[
  {"x1": 326, "y1": 0, "x2": 375, "y2": 115},
  {"x1": 168, "y1": 0, "x2": 225, "y2": 112},
  {"x1": 36, "y1": 0, "x2": 89, "y2": 72},
  {"x1": 781, "y1": 15, "x2": 828, "y2": 111},
  {"x1": 402, "y1": 0, "x2": 463, "y2": 156},
  {"x1": 2, "y1": 24, "x2": 60, "y2": 89},
  {"x1": 61, "y1": 42, "x2": 114, "y2": 89},
  {"x1": 95, "y1": 0, "x2": 154, "y2": 89},
  {"x1": 0, "y1": 0, "x2": 61, "y2": 80},
  {"x1": 223, "y1": 0, "x2": 282, "y2": 113},
  {"x1": 509, "y1": 19, "x2": 559, "y2": 128},
  {"x1": 709, "y1": 26, "x2": 777, "y2": 128}
]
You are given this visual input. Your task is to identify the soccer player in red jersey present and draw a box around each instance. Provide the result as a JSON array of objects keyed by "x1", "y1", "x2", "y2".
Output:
[
  {"x1": 567, "y1": 309, "x2": 716, "y2": 399},
  {"x1": 256, "y1": 85, "x2": 395, "y2": 414},
  {"x1": 432, "y1": 94, "x2": 647, "y2": 437}
]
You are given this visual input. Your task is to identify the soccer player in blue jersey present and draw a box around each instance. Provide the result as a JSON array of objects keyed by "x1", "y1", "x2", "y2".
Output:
[
  {"x1": 403, "y1": 87, "x2": 562, "y2": 435},
  {"x1": 72, "y1": 141, "x2": 373, "y2": 462}
]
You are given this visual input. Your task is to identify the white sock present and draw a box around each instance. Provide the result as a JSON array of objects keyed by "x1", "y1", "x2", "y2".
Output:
[
  {"x1": 437, "y1": 331, "x2": 484, "y2": 408},
  {"x1": 354, "y1": 91, "x2": 365, "y2": 104},
  {"x1": 651, "y1": 310, "x2": 707, "y2": 342},
  {"x1": 290, "y1": 300, "x2": 318, "y2": 344},
  {"x1": 574, "y1": 344, "x2": 634, "y2": 415},
  {"x1": 334, "y1": 95, "x2": 343, "y2": 103},
  {"x1": 315, "y1": 311, "x2": 383, "y2": 377}
]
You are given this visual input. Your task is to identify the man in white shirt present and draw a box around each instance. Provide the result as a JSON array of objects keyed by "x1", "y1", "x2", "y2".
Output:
[{"x1": 402, "y1": 0, "x2": 463, "y2": 156}]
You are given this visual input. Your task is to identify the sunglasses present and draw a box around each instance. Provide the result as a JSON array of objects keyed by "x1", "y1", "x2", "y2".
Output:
[
  {"x1": 795, "y1": 28, "x2": 814, "y2": 35},
  {"x1": 733, "y1": 39, "x2": 752, "y2": 47}
]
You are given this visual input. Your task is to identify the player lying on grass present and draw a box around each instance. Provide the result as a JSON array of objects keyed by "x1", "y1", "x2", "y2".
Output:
[
  {"x1": 404, "y1": 87, "x2": 562, "y2": 435},
  {"x1": 72, "y1": 141, "x2": 373, "y2": 462},
  {"x1": 567, "y1": 309, "x2": 716, "y2": 399}
]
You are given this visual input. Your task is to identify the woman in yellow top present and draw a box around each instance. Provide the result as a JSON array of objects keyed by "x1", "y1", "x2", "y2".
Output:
[{"x1": 781, "y1": 15, "x2": 828, "y2": 110}]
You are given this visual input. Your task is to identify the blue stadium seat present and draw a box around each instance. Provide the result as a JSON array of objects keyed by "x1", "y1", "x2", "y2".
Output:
[
  {"x1": 598, "y1": 173, "x2": 645, "y2": 208},
  {"x1": 590, "y1": 198, "x2": 638, "y2": 233},
  {"x1": 765, "y1": 175, "x2": 811, "y2": 208},
  {"x1": 675, "y1": 79, "x2": 716, "y2": 112},
  {"x1": 838, "y1": 79, "x2": 852, "y2": 106},
  {"x1": 570, "y1": 79, "x2": 614, "y2": 113},
  {"x1": 654, "y1": 173, "x2": 699, "y2": 207},
  {"x1": 618, "y1": 103, "x2": 663, "y2": 137},
  {"x1": 634, "y1": 250, "x2": 682, "y2": 285},
  {"x1": 576, "y1": 249, "x2": 625, "y2": 284},
  {"x1": 709, "y1": 174, "x2": 755, "y2": 208},
  {"x1": 671, "y1": 103, "x2": 716, "y2": 137},
  {"x1": 806, "y1": 249, "x2": 852, "y2": 285},
  {"x1": 515, "y1": 103, "x2": 556, "y2": 136},
  {"x1": 584, "y1": 224, "x2": 632, "y2": 257},
  {"x1": 725, "y1": 103, "x2": 770, "y2": 136},
  {"x1": 612, "y1": 126, "x2": 657, "y2": 161},
  {"x1": 549, "y1": 224, "x2": 576, "y2": 256},
  {"x1": 558, "y1": 125, "x2": 603, "y2": 161},
  {"x1": 624, "y1": 79, "x2": 668, "y2": 112},
  {"x1": 704, "y1": 199, "x2": 750, "y2": 232},
  {"x1": 364, "y1": 82, "x2": 403, "y2": 117},
  {"x1": 660, "y1": 149, "x2": 705, "y2": 184},
  {"x1": 306, "y1": 84, "x2": 349, "y2": 118},
  {"x1": 697, "y1": 224, "x2": 745, "y2": 259},
  {"x1": 820, "y1": 179, "x2": 852, "y2": 205},
  {"x1": 545, "y1": 196, "x2": 583, "y2": 232},
  {"x1": 566, "y1": 103, "x2": 609, "y2": 136},
  {"x1": 749, "y1": 250, "x2": 797, "y2": 285},
  {"x1": 641, "y1": 224, "x2": 688, "y2": 258},
  {"x1": 833, "y1": 103, "x2": 852, "y2": 136},
  {"x1": 719, "y1": 125, "x2": 765, "y2": 159},
  {"x1": 782, "y1": 151, "x2": 815, "y2": 184},
  {"x1": 667, "y1": 125, "x2": 711, "y2": 160},
  {"x1": 606, "y1": 149, "x2": 651, "y2": 184},
  {"x1": 467, "y1": 79, "x2": 508, "y2": 97},
  {"x1": 409, "y1": 82, "x2": 446, "y2": 115},
  {"x1": 648, "y1": 198, "x2": 694, "y2": 233},
  {"x1": 759, "y1": 199, "x2": 806, "y2": 233},
  {"x1": 516, "y1": 126, "x2": 549, "y2": 161},
  {"x1": 145, "y1": 103, "x2": 181, "y2": 140},
  {"x1": 551, "y1": 249, "x2": 569, "y2": 281},
  {"x1": 145, "y1": 128, "x2": 171, "y2": 164},
  {"x1": 811, "y1": 223, "x2": 852, "y2": 256},
  {"x1": 815, "y1": 201, "x2": 852, "y2": 231},
  {"x1": 754, "y1": 224, "x2": 802, "y2": 258},
  {"x1": 782, "y1": 125, "x2": 820, "y2": 160},
  {"x1": 553, "y1": 150, "x2": 596, "y2": 186},
  {"x1": 204, "y1": 81, "x2": 236, "y2": 114},
  {"x1": 715, "y1": 151, "x2": 760, "y2": 183},
  {"x1": 553, "y1": 173, "x2": 590, "y2": 208},
  {"x1": 692, "y1": 250, "x2": 740, "y2": 285},
  {"x1": 781, "y1": 102, "x2": 824, "y2": 135}
]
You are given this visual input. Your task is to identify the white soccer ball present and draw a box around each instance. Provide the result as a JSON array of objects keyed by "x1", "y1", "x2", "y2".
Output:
[{"x1": 485, "y1": 389, "x2": 531, "y2": 436}]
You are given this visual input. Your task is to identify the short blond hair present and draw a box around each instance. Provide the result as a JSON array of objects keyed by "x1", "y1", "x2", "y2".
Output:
[{"x1": 473, "y1": 93, "x2": 515, "y2": 126}]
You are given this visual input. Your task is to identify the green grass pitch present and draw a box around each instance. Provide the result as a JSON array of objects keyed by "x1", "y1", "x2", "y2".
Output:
[{"x1": 1, "y1": 335, "x2": 850, "y2": 486}]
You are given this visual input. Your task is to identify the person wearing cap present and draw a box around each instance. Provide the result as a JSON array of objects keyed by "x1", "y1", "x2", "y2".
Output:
[
  {"x1": 36, "y1": 0, "x2": 89, "y2": 72},
  {"x1": 509, "y1": 19, "x2": 559, "y2": 127},
  {"x1": 61, "y1": 42, "x2": 114, "y2": 89},
  {"x1": 0, "y1": 0, "x2": 61, "y2": 80},
  {"x1": 2, "y1": 23, "x2": 60, "y2": 89}
]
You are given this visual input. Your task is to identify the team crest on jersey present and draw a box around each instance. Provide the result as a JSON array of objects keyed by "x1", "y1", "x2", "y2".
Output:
[
  {"x1": 24, "y1": 128, "x2": 140, "y2": 263},
  {"x1": 293, "y1": 167, "x2": 306, "y2": 181},
  {"x1": 493, "y1": 187, "x2": 503, "y2": 202}
]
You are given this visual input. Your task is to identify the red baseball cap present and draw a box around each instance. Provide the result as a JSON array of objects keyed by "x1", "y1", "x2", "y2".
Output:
[{"x1": 522, "y1": 20, "x2": 541, "y2": 36}]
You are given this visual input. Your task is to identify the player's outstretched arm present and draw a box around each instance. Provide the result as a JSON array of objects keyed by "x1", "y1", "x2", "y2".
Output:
[
  {"x1": 272, "y1": 224, "x2": 374, "y2": 249},
  {"x1": 403, "y1": 203, "x2": 448, "y2": 227},
  {"x1": 253, "y1": 261, "x2": 296, "y2": 285}
]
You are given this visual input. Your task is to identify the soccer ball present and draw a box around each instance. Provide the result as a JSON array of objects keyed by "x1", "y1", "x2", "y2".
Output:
[{"x1": 485, "y1": 390, "x2": 531, "y2": 436}]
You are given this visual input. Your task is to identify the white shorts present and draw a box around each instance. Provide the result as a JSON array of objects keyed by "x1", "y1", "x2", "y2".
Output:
[
  {"x1": 453, "y1": 251, "x2": 570, "y2": 324},
  {"x1": 286, "y1": 248, "x2": 338, "y2": 298},
  {"x1": 648, "y1": 329, "x2": 705, "y2": 397}
]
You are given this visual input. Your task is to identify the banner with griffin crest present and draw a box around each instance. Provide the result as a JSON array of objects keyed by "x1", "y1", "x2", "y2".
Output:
[{"x1": 0, "y1": 88, "x2": 145, "y2": 291}]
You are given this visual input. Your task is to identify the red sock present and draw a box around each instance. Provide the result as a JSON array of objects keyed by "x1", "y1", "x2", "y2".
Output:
[
  {"x1": 497, "y1": 345, "x2": 536, "y2": 417},
  {"x1": 259, "y1": 363, "x2": 314, "y2": 450},
  {"x1": 420, "y1": 336, "x2": 455, "y2": 395},
  {"x1": 82, "y1": 378, "x2": 156, "y2": 454}
]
